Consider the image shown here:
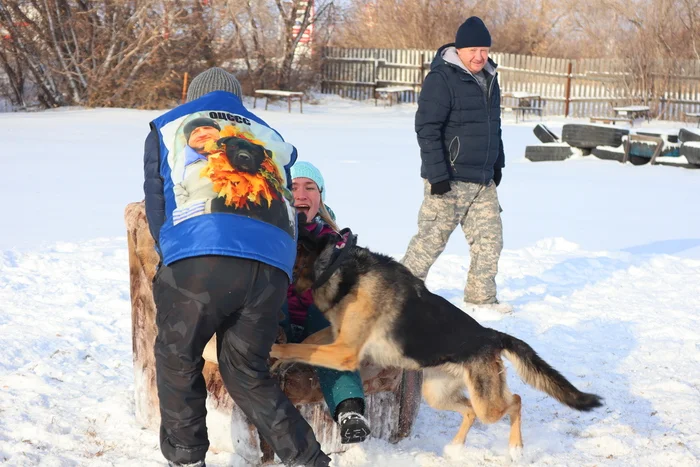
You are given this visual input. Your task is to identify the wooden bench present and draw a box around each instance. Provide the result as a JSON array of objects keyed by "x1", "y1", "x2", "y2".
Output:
[
  {"x1": 501, "y1": 106, "x2": 543, "y2": 123},
  {"x1": 686, "y1": 112, "x2": 700, "y2": 128},
  {"x1": 590, "y1": 116, "x2": 633, "y2": 126},
  {"x1": 254, "y1": 89, "x2": 304, "y2": 113},
  {"x1": 500, "y1": 92, "x2": 543, "y2": 123},
  {"x1": 374, "y1": 85, "x2": 415, "y2": 106},
  {"x1": 613, "y1": 105, "x2": 651, "y2": 123}
]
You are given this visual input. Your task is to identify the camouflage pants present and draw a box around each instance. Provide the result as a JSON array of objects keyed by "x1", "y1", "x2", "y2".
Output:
[{"x1": 401, "y1": 180, "x2": 503, "y2": 304}]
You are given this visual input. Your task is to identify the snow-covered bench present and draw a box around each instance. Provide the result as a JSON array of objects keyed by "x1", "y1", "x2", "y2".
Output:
[
  {"x1": 589, "y1": 116, "x2": 633, "y2": 126},
  {"x1": 685, "y1": 112, "x2": 700, "y2": 128},
  {"x1": 501, "y1": 92, "x2": 544, "y2": 123},
  {"x1": 124, "y1": 201, "x2": 422, "y2": 464},
  {"x1": 374, "y1": 85, "x2": 415, "y2": 106},
  {"x1": 253, "y1": 89, "x2": 304, "y2": 113}
]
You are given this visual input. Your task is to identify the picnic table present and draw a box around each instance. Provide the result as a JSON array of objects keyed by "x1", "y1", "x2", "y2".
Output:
[
  {"x1": 685, "y1": 112, "x2": 700, "y2": 128},
  {"x1": 501, "y1": 92, "x2": 543, "y2": 123},
  {"x1": 613, "y1": 105, "x2": 651, "y2": 122},
  {"x1": 253, "y1": 89, "x2": 304, "y2": 113},
  {"x1": 374, "y1": 85, "x2": 415, "y2": 106}
]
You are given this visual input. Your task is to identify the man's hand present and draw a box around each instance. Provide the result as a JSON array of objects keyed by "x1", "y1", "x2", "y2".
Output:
[
  {"x1": 430, "y1": 180, "x2": 451, "y2": 195},
  {"x1": 493, "y1": 167, "x2": 502, "y2": 187}
]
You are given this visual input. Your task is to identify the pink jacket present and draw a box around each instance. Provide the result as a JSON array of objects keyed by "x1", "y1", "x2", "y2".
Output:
[{"x1": 287, "y1": 221, "x2": 336, "y2": 325}]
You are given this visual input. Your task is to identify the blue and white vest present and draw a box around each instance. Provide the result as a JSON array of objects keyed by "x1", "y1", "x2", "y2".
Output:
[{"x1": 151, "y1": 91, "x2": 297, "y2": 278}]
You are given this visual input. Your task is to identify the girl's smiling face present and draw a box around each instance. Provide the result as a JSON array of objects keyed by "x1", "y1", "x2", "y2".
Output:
[{"x1": 292, "y1": 177, "x2": 321, "y2": 222}]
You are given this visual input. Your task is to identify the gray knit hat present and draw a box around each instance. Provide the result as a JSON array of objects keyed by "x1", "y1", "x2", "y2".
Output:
[{"x1": 186, "y1": 67, "x2": 243, "y2": 102}]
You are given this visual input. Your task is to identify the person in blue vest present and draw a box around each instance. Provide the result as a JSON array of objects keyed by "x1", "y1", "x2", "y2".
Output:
[{"x1": 143, "y1": 67, "x2": 331, "y2": 467}]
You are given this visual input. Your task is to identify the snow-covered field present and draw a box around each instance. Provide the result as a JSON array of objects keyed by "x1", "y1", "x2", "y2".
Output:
[{"x1": 1, "y1": 96, "x2": 699, "y2": 466}]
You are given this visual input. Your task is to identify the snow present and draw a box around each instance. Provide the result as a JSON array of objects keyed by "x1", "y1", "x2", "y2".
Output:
[
  {"x1": 596, "y1": 145, "x2": 625, "y2": 153},
  {"x1": 612, "y1": 105, "x2": 650, "y2": 112},
  {"x1": 685, "y1": 141, "x2": 700, "y2": 149},
  {"x1": 532, "y1": 142, "x2": 571, "y2": 147},
  {"x1": 1, "y1": 95, "x2": 700, "y2": 466}
]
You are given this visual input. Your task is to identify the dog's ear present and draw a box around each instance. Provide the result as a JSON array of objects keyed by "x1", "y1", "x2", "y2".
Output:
[
  {"x1": 315, "y1": 232, "x2": 340, "y2": 254},
  {"x1": 216, "y1": 136, "x2": 235, "y2": 148},
  {"x1": 264, "y1": 148, "x2": 274, "y2": 159}
]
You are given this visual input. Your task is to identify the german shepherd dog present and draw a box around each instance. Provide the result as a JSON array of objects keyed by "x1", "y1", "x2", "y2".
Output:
[{"x1": 270, "y1": 229, "x2": 603, "y2": 458}]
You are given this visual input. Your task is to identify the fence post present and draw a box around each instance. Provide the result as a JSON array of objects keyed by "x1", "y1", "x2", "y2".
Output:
[
  {"x1": 181, "y1": 72, "x2": 189, "y2": 104},
  {"x1": 564, "y1": 62, "x2": 572, "y2": 118}
]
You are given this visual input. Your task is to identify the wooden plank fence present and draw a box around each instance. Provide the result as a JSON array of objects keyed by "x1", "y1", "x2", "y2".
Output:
[{"x1": 321, "y1": 47, "x2": 700, "y2": 121}]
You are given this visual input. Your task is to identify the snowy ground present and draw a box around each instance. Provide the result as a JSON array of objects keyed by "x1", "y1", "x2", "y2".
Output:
[{"x1": 1, "y1": 96, "x2": 699, "y2": 466}]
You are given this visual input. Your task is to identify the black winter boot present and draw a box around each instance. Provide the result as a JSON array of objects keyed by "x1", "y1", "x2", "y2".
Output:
[{"x1": 335, "y1": 398, "x2": 370, "y2": 444}]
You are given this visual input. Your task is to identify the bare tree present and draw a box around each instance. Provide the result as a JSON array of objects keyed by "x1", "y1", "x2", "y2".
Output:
[{"x1": 221, "y1": 0, "x2": 335, "y2": 91}]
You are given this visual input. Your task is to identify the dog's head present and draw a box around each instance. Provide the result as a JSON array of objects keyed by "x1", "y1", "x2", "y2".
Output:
[
  {"x1": 293, "y1": 216, "x2": 343, "y2": 294},
  {"x1": 217, "y1": 136, "x2": 267, "y2": 174}
]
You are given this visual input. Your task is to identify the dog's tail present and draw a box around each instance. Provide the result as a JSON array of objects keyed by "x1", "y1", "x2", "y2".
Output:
[{"x1": 499, "y1": 332, "x2": 603, "y2": 411}]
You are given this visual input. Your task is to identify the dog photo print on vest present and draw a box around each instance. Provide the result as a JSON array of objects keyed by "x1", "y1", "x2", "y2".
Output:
[{"x1": 163, "y1": 111, "x2": 296, "y2": 237}]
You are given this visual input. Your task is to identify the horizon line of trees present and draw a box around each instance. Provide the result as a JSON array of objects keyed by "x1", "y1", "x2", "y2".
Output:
[{"x1": 1, "y1": 0, "x2": 698, "y2": 111}]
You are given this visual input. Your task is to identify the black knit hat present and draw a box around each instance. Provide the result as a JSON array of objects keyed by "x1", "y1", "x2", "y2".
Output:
[
  {"x1": 455, "y1": 16, "x2": 492, "y2": 49},
  {"x1": 183, "y1": 117, "x2": 221, "y2": 141}
]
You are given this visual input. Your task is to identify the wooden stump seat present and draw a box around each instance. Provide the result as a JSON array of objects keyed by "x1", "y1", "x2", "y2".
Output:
[{"x1": 125, "y1": 201, "x2": 422, "y2": 464}]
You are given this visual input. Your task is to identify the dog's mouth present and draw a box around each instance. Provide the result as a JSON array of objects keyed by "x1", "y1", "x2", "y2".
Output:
[
  {"x1": 234, "y1": 151, "x2": 257, "y2": 173},
  {"x1": 295, "y1": 204, "x2": 310, "y2": 219}
]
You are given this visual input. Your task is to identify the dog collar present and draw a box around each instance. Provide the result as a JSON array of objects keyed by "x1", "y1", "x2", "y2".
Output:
[{"x1": 311, "y1": 229, "x2": 357, "y2": 290}]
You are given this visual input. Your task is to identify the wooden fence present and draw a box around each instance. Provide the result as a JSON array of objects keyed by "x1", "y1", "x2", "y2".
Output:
[{"x1": 321, "y1": 47, "x2": 700, "y2": 121}]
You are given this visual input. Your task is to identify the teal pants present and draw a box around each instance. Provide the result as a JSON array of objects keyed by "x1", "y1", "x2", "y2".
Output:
[{"x1": 280, "y1": 303, "x2": 365, "y2": 419}]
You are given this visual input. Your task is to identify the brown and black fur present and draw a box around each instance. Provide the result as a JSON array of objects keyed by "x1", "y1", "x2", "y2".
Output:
[{"x1": 270, "y1": 234, "x2": 603, "y2": 457}]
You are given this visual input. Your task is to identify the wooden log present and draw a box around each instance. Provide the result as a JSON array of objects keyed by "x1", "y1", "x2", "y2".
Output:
[{"x1": 125, "y1": 201, "x2": 422, "y2": 465}]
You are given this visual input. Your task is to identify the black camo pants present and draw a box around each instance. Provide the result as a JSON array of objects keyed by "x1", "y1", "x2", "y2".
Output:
[{"x1": 153, "y1": 255, "x2": 329, "y2": 466}]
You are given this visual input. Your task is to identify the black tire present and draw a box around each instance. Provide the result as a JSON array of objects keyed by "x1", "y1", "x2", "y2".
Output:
[
  {"x1": 562, "y1": 124, "x2": 629, "y2": 149},
  {"x1": 636, "y1": 131, "x2": 679, "y2": 144},
  {"x1": 679, "y1": 128, "x2": 700, "y2": 143},
  {"x1": 525, "y1": 144, "x2": 572, "y2": 162},
  {"x1": 591, "y1": 147, "x2": 624, "y2": 162},
  {"x1": 680, "y1": 143, "x2": 700, "y2": 166},
  {"x1": 533, "y1": 124, "x2": 560, "y2": 143},
  {"x1": 627, "y1": 155, "x2": 650, "y2": 165}
]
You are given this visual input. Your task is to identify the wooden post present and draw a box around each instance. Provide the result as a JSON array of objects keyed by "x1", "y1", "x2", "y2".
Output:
[
  {"x1": 564, "y1": 62, "x2": 572, "y2": 118},
  {"x1": 181, "y1": 72, "x2": 189, "y2": 104}
]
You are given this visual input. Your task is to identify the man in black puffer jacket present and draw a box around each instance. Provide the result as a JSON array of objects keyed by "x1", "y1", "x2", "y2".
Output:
[{"x1": 402, "y1": 17, "x2": 512, "y2": 314}]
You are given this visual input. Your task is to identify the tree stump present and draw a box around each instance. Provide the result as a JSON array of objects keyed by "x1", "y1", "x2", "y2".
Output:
[{"x1": 125, "y1": 201, "x2": 422, "y2": 465}]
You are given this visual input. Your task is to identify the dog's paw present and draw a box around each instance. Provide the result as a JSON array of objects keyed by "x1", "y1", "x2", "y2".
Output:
[
  {"x1": 509, "y1": 444, "x2": 523, "y2": 462},
  {"x1": 269, "y1": 344, "x2": 286, "y2": 360},
  {"x1": 269, "y1": 358, "x2": 285, "y2": 374}
]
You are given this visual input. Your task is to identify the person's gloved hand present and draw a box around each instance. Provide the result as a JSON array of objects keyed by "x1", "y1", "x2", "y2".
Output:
[
  {"x1": 430, "y1": 180, "x2": 451, "y2": 195},
  {"x1": 493, "y1": 167, "x2": 502, "y2": 187}
]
